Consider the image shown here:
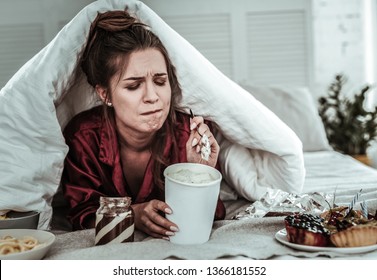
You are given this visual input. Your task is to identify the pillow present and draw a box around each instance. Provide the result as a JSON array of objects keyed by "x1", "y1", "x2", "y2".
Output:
[{"x1": 239, "y1": 84, "x2": 332, "y2": 152}]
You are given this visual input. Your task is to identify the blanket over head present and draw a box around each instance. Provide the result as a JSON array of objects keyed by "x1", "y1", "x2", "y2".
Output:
[{"x1": 0, "y1": 0, "x2": 305, "y2": 229}]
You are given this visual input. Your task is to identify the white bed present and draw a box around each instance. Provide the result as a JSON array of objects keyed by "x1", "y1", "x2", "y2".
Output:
[{"x1": 0, "y1": 0, "x2": 376, "y2": 260}]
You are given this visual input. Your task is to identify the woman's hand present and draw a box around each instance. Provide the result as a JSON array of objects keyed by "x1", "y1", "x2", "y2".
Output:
[
  {"x1": 131, "y1": 199, "x2": 178, "y2": 240},
  {"x1": 186, "y1": 116, "x2": 220, "y2": 168}
]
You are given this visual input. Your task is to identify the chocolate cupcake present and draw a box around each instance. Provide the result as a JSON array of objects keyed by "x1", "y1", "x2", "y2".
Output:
[{"x1": 284, "y1": 213, "x2": 330, "y2": 247}]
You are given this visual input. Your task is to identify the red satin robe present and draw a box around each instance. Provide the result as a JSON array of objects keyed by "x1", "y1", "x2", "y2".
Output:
[{"x1": 62, "y1": 106, "x2": 225, "y2": 230}]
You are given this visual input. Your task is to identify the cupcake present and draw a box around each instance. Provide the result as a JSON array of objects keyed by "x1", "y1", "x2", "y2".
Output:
[{"x1": 284, "y1": 213, "x2": 330, "y2": 247}]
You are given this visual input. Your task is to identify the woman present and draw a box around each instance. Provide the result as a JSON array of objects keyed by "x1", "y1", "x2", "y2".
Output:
[{"x1": 61, "y1": 10, "x2": 225, "y2": 240}]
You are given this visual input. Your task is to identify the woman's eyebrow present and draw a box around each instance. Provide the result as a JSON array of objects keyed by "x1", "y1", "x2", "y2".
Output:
[
  {"x1": 123, "y1": 76, "x2": 143, "y2": 81},
  {"x1": 154, "y1": 72, "x2": 167, "y2": 77},
  {"x1": 123, "y1": 72, "x2": 167, "y2": 81}
]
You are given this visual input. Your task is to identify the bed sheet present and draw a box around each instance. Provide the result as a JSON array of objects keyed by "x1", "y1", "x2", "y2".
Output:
[{"x1": 303, "y1": 151, "x2": 377, "y2": 209}]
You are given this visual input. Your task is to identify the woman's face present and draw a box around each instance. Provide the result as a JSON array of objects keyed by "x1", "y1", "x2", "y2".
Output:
[{"x1": 104, "y1": 48, "x2": 172, "y2": 136}]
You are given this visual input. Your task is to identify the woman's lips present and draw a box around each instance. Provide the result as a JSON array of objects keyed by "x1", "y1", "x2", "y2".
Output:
[{"x1": 141, "y1": 109, "x2": 162, "y2": 115}]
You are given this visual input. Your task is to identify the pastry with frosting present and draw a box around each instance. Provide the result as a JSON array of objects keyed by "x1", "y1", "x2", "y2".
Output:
[
  {"x1": 284, "y1": 213, "x2": 330, "y2": 247},
  {"x1": 284, "y1": 207, "x2": 377, "y2": 248},
  {"x1": 321, "y1": 206, "x2": 377, "y2": 247}
]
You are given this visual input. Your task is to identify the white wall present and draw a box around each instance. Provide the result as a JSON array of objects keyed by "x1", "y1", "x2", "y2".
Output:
[
  {"x1": 311, "y1": 0, "x2": 376, "y2": 100},
  {"x1": 142, "y1": 0, "x2": 313, "y2": 88},
  {"x1": 0, "y1": 0, "x2": 95, "y2": 88},
  {"x1": 365, "y1": 0, "x2": 377, "y2": 107}
]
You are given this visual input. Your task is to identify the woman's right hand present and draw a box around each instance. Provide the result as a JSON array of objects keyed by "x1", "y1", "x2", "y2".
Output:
[
  {"x1": 186, "y1": 116, "x2": 220, "y2": 168},
  {"x1": 131, "y1": 199, "x2": 179, "y2": 240}
]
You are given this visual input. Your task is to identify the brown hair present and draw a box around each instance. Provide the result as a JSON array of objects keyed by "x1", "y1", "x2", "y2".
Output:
[{"x1": 81, "y1": 10, "x2": 181, "y2": 189}]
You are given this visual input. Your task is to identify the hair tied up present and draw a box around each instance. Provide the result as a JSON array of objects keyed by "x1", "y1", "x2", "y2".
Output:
[
  {"x1": 96, "y1": 10, "x2": 139, "y2": 31},
  {"x1": 82, "y1": 10, "x2": 146, "y2": 64}
]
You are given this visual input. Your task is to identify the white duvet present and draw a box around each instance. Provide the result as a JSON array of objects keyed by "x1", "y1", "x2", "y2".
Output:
[{"x1": 0, "y1": 0, "x2": 305, "y2": 229}]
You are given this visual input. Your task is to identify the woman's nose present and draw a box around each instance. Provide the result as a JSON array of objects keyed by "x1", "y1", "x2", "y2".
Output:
[{"x1": 143, "y1": 81, "x2": 159, "y2": 103}]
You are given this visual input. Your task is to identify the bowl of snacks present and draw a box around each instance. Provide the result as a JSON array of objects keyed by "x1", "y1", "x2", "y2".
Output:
[
  {"x1": 0, "y1": 229, "x2": 55, "y2": 260},
  {"x1": 0, "y1": 211, "x2": 40, "y2": 229}
]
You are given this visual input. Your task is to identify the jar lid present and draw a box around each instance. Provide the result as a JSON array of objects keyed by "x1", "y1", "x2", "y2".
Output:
[{"x1": 99, "y1": 196, "x2": 132, "y2": 207}]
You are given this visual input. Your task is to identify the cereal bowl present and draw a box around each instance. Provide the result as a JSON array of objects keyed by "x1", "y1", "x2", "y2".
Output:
[{"x1": 0, "y1": 229, "x2": 55, "y2": 260}]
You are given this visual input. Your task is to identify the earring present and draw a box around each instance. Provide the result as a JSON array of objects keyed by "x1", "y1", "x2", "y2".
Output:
[{"x1": 106, "y1": 102, "x2": 113, "y2": 107}]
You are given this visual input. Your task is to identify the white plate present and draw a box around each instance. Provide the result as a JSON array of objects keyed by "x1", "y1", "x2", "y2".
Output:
[
  {"x1": 0, "y1": 229, "x2": 55, "y2": 260},
  {"x1": 275, "y1": 228, "x2": 377, "y2": 254}
]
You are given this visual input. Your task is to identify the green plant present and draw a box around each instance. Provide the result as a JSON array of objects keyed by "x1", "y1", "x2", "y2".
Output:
[{"x1": 318, "y1": 74, "x2": 377, "y2": 155}]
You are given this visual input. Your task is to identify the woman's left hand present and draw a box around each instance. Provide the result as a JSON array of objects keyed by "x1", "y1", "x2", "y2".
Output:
[{"x1": 186, "y1": 116, "x2": 219, "y2": 168}]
